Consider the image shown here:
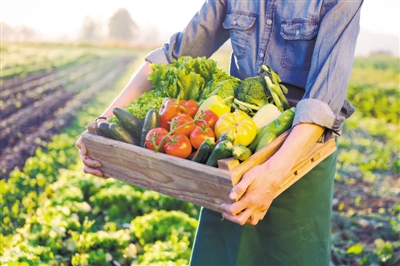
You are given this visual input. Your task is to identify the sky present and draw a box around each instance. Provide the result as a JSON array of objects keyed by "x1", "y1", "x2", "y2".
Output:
[{"x1": 1, "y1": 0, "x2": 399, "y2": 43}]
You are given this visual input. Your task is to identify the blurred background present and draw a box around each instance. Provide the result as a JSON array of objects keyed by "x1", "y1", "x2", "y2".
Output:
[
  {"x1": 1, "y1": 1, "x2": 399, "y2": 266},
  {"x1": 2, "y1": 0, "x2": 399, "y2": 56}
]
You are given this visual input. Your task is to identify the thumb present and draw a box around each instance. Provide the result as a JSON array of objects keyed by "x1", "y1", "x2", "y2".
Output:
[{"x1": 229, "y1": 173, "x2": 253, "y2": 201}]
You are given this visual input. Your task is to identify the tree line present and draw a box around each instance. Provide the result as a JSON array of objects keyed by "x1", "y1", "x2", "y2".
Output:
[{"x1": 1, "y1": 8, "x2": 158, "y2": 45}]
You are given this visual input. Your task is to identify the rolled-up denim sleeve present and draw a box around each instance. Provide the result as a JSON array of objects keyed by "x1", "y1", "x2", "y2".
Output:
[
  {"x1": 145, "y1": 0, "x2": 230, "y2": 64},
  {"x1": 293, "y1": 0, "x2": 363, "y2": 137}
]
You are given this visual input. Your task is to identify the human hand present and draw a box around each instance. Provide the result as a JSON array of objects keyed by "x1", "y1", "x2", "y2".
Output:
[
  {"x1": 220, "y1": 161, "x2": 284, "y2": 226},
  {"x1": 76, "y1": 135, "x2": 104, "y2": 177},
  {"x1": 221, "y1": 123, "x2": 325, "y2": 226}
]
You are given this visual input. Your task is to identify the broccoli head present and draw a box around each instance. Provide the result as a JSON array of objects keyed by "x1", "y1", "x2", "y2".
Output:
[
  {"x1": 234, "y1": 76, "x2": 271, "y2": 115},
  {"x1": 199, "y1": 69, "x2": 241, "y2": 105},
  {"x1": 208, "y1": 76, "x2": 241, "y2": 107}
]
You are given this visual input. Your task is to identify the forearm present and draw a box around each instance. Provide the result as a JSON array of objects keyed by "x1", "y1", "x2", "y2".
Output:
[
  {"x1": 262, "y1": 123, "x2": 325, "y2": 184},
  {"x1": 100, "y1": 61, "x2": 154, "y2": 118}
]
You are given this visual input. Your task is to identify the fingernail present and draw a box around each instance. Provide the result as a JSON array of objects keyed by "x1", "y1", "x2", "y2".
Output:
[{"x1": 229, "y1": 192, "x2": 238, "y2": 200}]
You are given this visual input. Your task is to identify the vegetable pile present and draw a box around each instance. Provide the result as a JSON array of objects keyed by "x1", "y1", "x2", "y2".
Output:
[{"x1": 102, "y1": 56, "x2": 295, "y2": 167}]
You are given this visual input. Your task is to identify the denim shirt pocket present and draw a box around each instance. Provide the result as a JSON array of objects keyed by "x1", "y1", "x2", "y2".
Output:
[
  {"x1": 223, "y1": 12, "x2": 257, "y2": 60},
  {"x1": 280, "y1": 18, "x2": 319, "y2": 70}
]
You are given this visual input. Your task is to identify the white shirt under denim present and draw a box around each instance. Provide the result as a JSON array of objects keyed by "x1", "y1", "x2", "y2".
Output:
[{"x1": 145, "y1": 0, "x2": 363, "y2": 139}]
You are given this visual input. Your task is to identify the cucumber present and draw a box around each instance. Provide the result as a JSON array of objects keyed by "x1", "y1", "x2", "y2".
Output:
[
  {"x1": 232, "y1": 144, "x2": 252, "y2": 161},
  {"x1": 248, "y1": 127, "x2": 269, "y2": 153},
  {"x1": 109, "y1": 123, "x2": 138, "y2": 145},
  {"x1": 192, "y1": 138, "x2": 216, "y2": 164},
  {"x1": 255, "y1": 132, "x2": 277, "y2": 152},
  {"x1": 140, "y1": 109, "x2": 160, "y2": 147},
  {"x1": 97, "y1": 121, "x2": 114, "y2": 139},
  {"x1": 113, "y1": 107, "x2": 143, "y2": 142},
  {"x1": 248, "y1": 107, "x2": 295, "y2": 152},
  {"x1": 205, "y1": 140, "x2": 233, "y2": 167}
]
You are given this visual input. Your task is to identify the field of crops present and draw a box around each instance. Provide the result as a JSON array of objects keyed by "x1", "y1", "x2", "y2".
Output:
[
  {"x1": 0, "y1": 43, "x2": 141, "y2": 178},
  {"x1": 1, "y1": 43, "x2": 399, "y2": 265}
]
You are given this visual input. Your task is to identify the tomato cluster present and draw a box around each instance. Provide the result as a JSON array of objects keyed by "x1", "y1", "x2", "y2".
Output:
[
  {"x1": 145, "y1": 97, "x2": 258, "y2": 160},
  {"x1": 144, "y1": 99, "x2": 219, "y2": 159}
]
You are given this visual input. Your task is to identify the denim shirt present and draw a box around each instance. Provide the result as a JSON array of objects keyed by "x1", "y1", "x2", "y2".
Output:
[{"x1": 146, "y1": 0, "x2": 363, "y2": 138}]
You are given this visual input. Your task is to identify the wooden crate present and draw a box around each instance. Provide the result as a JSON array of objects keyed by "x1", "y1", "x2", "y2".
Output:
[{"x1": 82, "y1": 122, "x2": 336, "y2": 213}]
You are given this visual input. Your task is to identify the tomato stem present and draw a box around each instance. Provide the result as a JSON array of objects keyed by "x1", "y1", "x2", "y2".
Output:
[{"x1": 154, "y1": 117, "x2": 204, "y2": 153}]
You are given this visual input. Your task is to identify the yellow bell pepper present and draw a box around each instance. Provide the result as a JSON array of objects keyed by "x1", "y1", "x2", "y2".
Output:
[
  {"x1": 196, "y1": 95, "x2": 232, "y2": 118},
  {"x1": 214, "y1": 110, "x2": 257, "y2": 146}
]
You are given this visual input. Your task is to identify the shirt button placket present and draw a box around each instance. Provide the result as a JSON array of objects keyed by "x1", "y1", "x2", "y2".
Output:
[
  {"x1": 259, "y1": 18, "x2": 272, "y2": 66},
  {"x1": 255, "y1": 0, "x2": 276, "y2": 75}
]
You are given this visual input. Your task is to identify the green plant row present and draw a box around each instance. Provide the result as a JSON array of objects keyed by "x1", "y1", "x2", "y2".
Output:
[
  {"x1": 1, "y1": 50, "x2": 199, "y2": 265},
  {"x1": 331, "y1": 55, "x2": 400, "y2": 265},
  {"x1": 1, "y1": 43, "x2": 139, "y2": 82}
]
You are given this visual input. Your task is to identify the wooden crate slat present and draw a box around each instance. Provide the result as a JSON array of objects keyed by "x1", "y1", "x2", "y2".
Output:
[
  {"x1": 82, "y1": 123, "x2": 336, "y2": 213},
  {"x1": 82, "y1": 131, "x2": 233, "y2": 213}
]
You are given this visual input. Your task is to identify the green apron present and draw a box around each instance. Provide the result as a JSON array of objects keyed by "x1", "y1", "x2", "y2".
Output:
[{"x1": 189, "y1": 147, "x2": 337, "y2": 266}]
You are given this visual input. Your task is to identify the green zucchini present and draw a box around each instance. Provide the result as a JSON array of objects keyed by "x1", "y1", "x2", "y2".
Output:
[
  {"x1": 97, "y1": 121, "x2": 114, "y2": 139},
  {"x1": 140, "y1": 109, "x2": 160, "y2": 147},
  {"x1": 113, "y1": 107, "x2": 143, "y2": 142},
  {"x1": 217, "y1": 132, "x2": 235, "y2": 144},
  {"x1": 232, "y1": 144, "x2": 252, "y2": 161},
  {"x1": 109, "y1": 123, "x2": 138, "y2": 145},
  {"x1": 187, "y1": 151, "x2": 197, "y2": 161},
  {"x1": 205, "y1": 140, "x2": 233, "y2": 167},
  {"x1": 192, "y1": 137, "x2": 216, "y2": 164}
]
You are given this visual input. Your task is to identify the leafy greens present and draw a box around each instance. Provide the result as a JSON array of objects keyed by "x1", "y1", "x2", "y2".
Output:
[{"x1": 148, "y1": 56, "x2": 218, "y2": 101}]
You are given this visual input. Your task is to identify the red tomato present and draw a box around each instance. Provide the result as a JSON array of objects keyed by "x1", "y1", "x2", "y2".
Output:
[
  {"x1": 170, "y1": 114, "x2": 195, "y2": 136},
  {"x1": 190, "y1": 126, "x2": 215, "y2": 150},
  {"x1": 195, "y1": 109, "x2": 219, "y2": 129},
  {"x1": 145, "y1": 127, "x2": 169, "y2": 152},
  {"x1": 181, "y1": 99, "x2": 200, "y2": 118},
  {"x1": 164, "y1": 134, "x2": 192, "y2": 158}
]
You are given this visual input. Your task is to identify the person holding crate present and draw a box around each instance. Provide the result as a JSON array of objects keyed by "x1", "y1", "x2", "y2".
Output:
[{"x1": 77, "y1": 0, "x2": 364, "y2": 264}]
